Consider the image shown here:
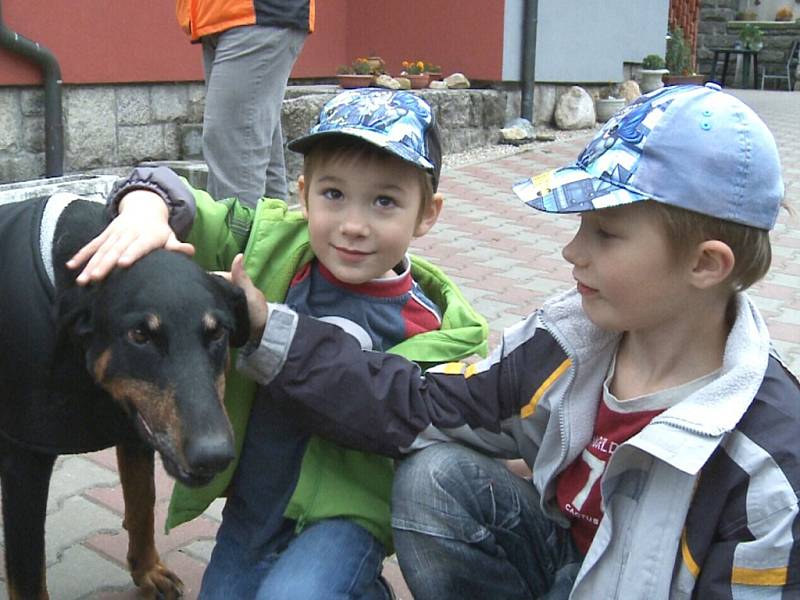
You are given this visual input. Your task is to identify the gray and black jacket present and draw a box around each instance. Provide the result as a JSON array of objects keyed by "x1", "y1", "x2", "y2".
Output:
[{"x1": 242, "y1": 288, "x2": 800, "y2": 599}]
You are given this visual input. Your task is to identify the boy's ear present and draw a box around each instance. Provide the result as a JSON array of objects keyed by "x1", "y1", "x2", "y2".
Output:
[
  {"x1": 690, "y1": 240, "x2": 735, "y2": 289},
  {"x1": 414, "y1": 192, "x2": 444, "y2": 238},
  {"x1": 298, "y1": 175, "x2": 309, "y2": 218}
]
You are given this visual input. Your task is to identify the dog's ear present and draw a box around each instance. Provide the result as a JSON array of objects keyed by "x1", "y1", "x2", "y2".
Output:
[
  {"x1": 209, "y1": 274, "x2": 250, "y2": 348},
  {"x1": 54, "y1": 284, "x2": 95, "y2": 350}
]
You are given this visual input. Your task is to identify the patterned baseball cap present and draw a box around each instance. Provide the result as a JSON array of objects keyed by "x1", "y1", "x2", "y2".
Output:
[
  {"x1": 512, "y1": 83, "x2": 784, "y2": 230},
  {"x1": 288, "y1": 89, "x2": 443, "y2": 191}
]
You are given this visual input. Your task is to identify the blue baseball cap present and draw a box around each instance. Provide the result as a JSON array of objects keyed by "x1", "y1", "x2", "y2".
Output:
[
  {"x1": 288, "y1": 89, "x2": 443, "y2": 191},
  {"x1": 513, "y1": 83, "x2": 784, "y2": 230}
]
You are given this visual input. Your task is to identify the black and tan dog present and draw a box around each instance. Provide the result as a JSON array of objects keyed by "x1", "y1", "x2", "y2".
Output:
[{"x1": 0, "y1": 193, "x2": 248, "y2": 599}]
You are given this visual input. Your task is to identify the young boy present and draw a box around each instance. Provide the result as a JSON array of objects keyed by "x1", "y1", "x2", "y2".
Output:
[
  {"x1": 228, "y1": 83, "x2": 800, "y2": 598},
  {"x1": 69, "y1": 89, "x2": 488, "y2": 599}
]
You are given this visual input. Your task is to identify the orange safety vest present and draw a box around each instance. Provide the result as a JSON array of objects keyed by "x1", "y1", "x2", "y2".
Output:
[{"x1": 175, "y1": 0, "x2": 315, "y2": 41}]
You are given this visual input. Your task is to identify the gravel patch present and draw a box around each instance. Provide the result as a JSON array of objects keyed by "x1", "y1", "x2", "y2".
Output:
[{"x1": 443, "y1": 124, "x2": 598, "y2": 169}]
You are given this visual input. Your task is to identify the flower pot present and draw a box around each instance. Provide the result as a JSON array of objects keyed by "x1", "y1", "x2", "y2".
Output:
[
  {"x1": 662, "y1": 74, "x2": 706, "y2": 87},
  {"x1": 426, "y1": 72, "x2": 443, "y2": 82},
  {"x1": 365, "y1": 56, "x2": 385, "y2": 74},
  {"x1": 639, "y1": 68, "x2": 669, "y2": 93},
  {"x1": 406, "y1": 73, "x2": 430, "y2": 89},
  {"x1": 595, "y1": 97, "x2": 626, "y2": 123},
  {"x1": 337, "y1": 74, "x2": 375, "y2": 89}
]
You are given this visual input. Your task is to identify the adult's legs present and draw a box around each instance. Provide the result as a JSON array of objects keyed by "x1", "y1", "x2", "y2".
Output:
[
  {"x1": 201, "y1": 25, "x2": 307, "y2": 206},
  {"x1": 254, "y1": 518, "x2": 392, "y2": 600},
  {"x1": 391, "y1": 443, "x2": 583, "y2": 600}
]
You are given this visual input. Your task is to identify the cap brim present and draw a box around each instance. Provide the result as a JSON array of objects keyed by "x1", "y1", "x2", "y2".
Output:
[
  {"x1": 288, "y1": 128, "x2": 435, "y2": 173},
  {"x1": 512, "y1": 165, "x2": 650, "y2": 214}
]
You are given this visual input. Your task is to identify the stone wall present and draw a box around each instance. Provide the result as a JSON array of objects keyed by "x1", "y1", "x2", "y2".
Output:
[
  {"x1": 697, "y1": 1, "x2": 800, "y2": 86},
  {"x1": 0, "y1": 83, "x2": 207, "y2": 184},
  {"x1": 0, "y1": 82, "x2": 529, "y2": 186}
]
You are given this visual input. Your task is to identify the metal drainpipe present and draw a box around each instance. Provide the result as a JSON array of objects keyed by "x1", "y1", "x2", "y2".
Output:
[
  {"x1": 0, "y1": 0, "x2": 63, "y2": 177},
  {"x1": 520, "y1": 0, "x2": 539, "y2": 123}
]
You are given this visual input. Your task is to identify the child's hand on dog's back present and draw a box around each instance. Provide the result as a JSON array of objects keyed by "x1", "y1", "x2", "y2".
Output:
[{"x1": 67, "y1": 189, "x2": 195, "y2": 285}]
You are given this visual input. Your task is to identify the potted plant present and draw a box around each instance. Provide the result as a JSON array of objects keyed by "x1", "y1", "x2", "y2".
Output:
[
  {"x1": 424, "y1": 62, "x2": 443, "y2": 81},
  {"x1": 595, "y1": 84, "x2": 626, "y2": 122},
  {"x1": 400, "y1": 60, "x2": 430, "y2": 89},
  {"x1": 365, "y1": 55, "x2": 385, "y2": 75},
  {"x1": 639, "y1": 53, "x2": 668, "y2": 93},
  {"x1": 739, "y1": 23, "x2": 764, "y2": 51},
  {"x1": 336, "y1": 58, "x2": 375, "y2": 89},
  {"x1": 663, "y1": 26, "x2": 705, "y2": 86}
]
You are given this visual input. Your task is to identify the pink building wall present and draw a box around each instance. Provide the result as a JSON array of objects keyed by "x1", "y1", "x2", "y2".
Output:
[{"x1": 0, "y1": 0, "x2": 505, "y2": 85}]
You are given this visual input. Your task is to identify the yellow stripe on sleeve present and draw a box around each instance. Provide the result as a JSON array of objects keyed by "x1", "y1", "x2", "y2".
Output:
[
  {"x1": 437, "y1": 362, "x2": 480, "y2": 378},
  {"x1": 731, "y1": 566, "x2": 788, "y2": 586},
  {"x1": 520, "y1": 359, "x2": 571, "y2": 418},
  {"x1": 440, "y1": 362, "x2": 466, "y2": 375}
]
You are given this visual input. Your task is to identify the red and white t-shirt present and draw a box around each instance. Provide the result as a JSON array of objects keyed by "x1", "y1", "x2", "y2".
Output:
[{"x1": 555, "y1": 357, "x2": 718, "y2": 554}]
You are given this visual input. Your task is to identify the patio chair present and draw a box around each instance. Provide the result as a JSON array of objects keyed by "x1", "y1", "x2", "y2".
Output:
[{"x1": 761, "y1": 39, "x2": 800, "y2": 90}]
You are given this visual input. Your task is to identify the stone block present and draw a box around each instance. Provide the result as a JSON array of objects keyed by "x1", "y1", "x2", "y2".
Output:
[
  {"x1": 0, "y1": 92, "x2": 21, "y2": 152},
  {"x1": 20, "y1": 88, "x2": 44, "y2": 116},
  {"x1": 164, "y1": 121, "x2": 180, "y2": 159},
  {"x1": 180, "y1": 123, "x2": 203, "y2": 159},
  {"x1": 152, "y1": 84, "x2": 188, "y2": 121},
  {"x1": 534, "y1": 85, "x2": 557, "y2": 126},
  {"x1": 0, "y1": 154, "x2": 43, "y2": 186},
  {"x1": 118, "y1": 124, "x2": 166, "y2": 164},
  {"x1": 281, "y1": 93, "x2": 334, "y2": 145},
  {"x1": 22, "y1": 115, "x2": 45, "y2": 153},
  {"x1": 116, "y1": 85, "x2": 151, "y2": 125},
  {"x1": 481, "y1": 93, "x2": 506, "y2": 129},
  {"x1": 140, "y1": 160, "x2": 209, "y2": 191},
  {"x1": 503, "y1": 88, "x2": 522, "y2": 123},
  {"x1": 65, "y1": 87, "x2": 116, "y2": 170},
  {"x1": 187, "y1": 82, "x2": 206, "y2": 122},
  {"x1": 0, "y1": 173, "x2": 118, "y2": 204}
]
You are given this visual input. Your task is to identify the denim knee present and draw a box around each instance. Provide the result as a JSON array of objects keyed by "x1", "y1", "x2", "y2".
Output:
[{"x1": 392, "y1": 443, "x2": 511, "y2": 542}]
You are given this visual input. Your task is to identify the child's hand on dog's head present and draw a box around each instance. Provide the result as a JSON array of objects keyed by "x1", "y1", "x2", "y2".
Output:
[
  {"x1": 67, "y1": 190, "x2": 195, "y2": 285},
  {"x1": 214, "y1": 254, "x2": 268, "y2": 344}
]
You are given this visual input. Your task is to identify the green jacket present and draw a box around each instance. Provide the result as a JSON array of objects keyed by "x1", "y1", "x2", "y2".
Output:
[{"x1": 165, "y1": 188, "x2": 489, "y2": 551}]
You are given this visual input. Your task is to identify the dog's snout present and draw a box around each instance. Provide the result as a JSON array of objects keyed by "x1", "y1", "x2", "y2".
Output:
[{"x1": 185, "y1": 432, "x2": 235, "y2": 474}]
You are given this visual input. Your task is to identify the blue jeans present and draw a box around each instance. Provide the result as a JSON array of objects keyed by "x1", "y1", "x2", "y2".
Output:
[
  {"x1": 391, "y1": 444, "x2": 583, "y2": 600},
  {"x1": 199, "y1": 517, "x2": 392, "y2": 600}
]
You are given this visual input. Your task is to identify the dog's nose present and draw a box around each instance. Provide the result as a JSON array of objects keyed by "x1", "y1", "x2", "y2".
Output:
[{"x1": 185, "y1": 432, "x2": 235, "y2": 474}]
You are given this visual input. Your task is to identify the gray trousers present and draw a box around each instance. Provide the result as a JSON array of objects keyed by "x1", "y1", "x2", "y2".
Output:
[{"x1": 202, "y1": 25, "x2": 307, "y2": 207}]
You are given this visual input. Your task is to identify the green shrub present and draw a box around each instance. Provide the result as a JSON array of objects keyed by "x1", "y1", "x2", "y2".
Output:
[
  {"x1": 642, "y1": 54, "x2": 666, "y2": 70},
  {"x1": 666, "y1": 26, "x2": 693, "y2": 75}
]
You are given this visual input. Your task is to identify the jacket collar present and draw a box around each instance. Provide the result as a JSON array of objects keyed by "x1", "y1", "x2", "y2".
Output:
[{"x1": 542, "y1": 289, "x2": 771, "y2": 474}]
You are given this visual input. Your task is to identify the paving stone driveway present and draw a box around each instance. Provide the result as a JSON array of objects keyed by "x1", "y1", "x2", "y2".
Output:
[{"x1": 1, "y1": 88, "x2": 797, "y2": 599}]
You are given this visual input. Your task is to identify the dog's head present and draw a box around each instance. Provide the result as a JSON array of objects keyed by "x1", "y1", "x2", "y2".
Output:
[{"x1": 56, "y1": 250, "x2": 248, "y2": 486}]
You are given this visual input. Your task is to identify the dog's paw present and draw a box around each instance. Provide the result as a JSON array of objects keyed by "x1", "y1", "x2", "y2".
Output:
[{"x1": 133, "y1": 562, "x2": 184, "y2": 599}]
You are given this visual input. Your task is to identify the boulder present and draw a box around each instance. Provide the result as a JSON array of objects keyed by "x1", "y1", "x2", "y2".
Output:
[
  {"x1": 500, "y1": 117, "x2": 535, "y2": 144},
  {"x1": 618, "y1": 80, "x2": 642, "y2": 103},
  {"x1": 554, "y1": 86, "x2": 595, "y2": 130},
  {"x1": 444, "y1": 72, "x2": 470, "y2": 89},
  {"x1": 374, "y1": 74, "x2": 403, "y2": 90}
]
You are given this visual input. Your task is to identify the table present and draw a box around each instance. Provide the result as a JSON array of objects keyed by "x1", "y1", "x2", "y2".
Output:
[{"x1": 709, "y1": 47, "x2": 760, "y2": 89}]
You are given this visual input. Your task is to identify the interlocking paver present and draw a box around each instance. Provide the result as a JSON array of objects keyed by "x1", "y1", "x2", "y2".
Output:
[{"x1": 1, "y1": 89, "x2": 797, "y2": 599}]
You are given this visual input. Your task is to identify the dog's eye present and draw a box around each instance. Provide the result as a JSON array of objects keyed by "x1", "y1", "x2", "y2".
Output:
[{"x1": 128, "y1": 327, "x2": 151, "y2": 345}]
